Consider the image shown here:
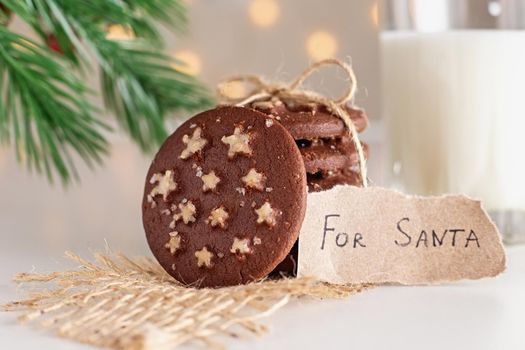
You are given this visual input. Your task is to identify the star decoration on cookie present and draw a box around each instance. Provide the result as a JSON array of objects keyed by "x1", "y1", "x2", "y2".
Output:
[
  {"x1": 180, "y1": 127, "x2": 207, "y2": 160},
  {"x1": 207, "y1": 206, "x2": 229, "y2": 229},
  {"x1": 221, "y1": 127, "x2": 252, "y2": 158},
  {"x1": 164, "y1": 231, "x2": 181, "y2": 255},
  {"x1": 230, "y1": 237, "x2": 251, "y2": 255},
  {"x1": 242, "y1": 168, "x2": 266, "y2": 191},
  {"x1": 201, "y1": 171, "x2": 221, "y2": 192},
  {"x1": 147, "y1": 170, "x2": 177, "y2": 207},
  {"x1": 195, "y1": 247, "x2": 213, "y2": 268},
  {"x1": 170, "y1": 200, "x2": 197, "y2": 227},
  {"x1": 255, "y1": 202, "x2": 277, "y2": 227}
]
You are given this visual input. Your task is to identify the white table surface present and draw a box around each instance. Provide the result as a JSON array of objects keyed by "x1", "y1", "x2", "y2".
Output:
[{"x1": 1, "y1": 246, "x2": 524, "y2": 350}]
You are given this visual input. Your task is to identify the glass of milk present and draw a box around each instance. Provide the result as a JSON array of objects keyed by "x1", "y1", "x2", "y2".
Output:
[{"x1": 381, "y1": 0, "x2": 525, "y2": 243}]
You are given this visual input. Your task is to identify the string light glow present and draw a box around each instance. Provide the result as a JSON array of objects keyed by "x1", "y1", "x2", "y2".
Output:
[
  {"x1": 249, "y1": 0, "x2": 280, "y2": 28},
  {"x1": 306, "y1": 31, "x2": 338, "y2": 60},
  {"x1": 371, "y1": 2, "x2": 379, "y2": 28},
  {"x1": 106, "y1": 24, "x2": 135, "y2": 40},
  {"x1": 172, "y1": 50, "x2": 203, "y2": 76},
  {"x1": 220, "y1": 81, "x2": 248, "y2": 100}
]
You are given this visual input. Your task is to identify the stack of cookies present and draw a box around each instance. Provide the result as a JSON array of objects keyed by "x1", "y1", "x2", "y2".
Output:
[{"x1": 250, "y1": 100, "x2": 369, "y2": 192}]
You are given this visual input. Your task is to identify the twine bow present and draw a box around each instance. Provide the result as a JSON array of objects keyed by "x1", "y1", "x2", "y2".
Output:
[{"x1": 217, "y1": 58, "x2": 368, "y2": 187}]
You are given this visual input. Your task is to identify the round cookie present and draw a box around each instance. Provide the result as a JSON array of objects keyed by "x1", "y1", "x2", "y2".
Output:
[
  {"x1": 251, "y1": 102, "x2": 368, "y2": 140},
  {"x1": 299, "y1": 138, "x2": 369, "y2": 174},
  {"x1": 142, "y1": 106, "x2": 307, "y2": 288},
  {"x1": 307, "y1": 168, "x2": 363, "y2": 192}
]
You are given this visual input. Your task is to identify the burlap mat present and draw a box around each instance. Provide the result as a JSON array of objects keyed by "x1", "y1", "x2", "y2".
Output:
[{"x1": 1, "y1": 251, "x2": 370, "y2": 349}]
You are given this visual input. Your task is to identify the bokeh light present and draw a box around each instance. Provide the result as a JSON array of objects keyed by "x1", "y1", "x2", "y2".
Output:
[
  {"x1": 172, "y1": 50, "x2": 203, "y2": 76},
  {"x1": 249, "y1": 0, "x2": 280, "y2": 28},
  {"x1": 306, "y1": 30, "x2": 338, "y2": 60},
  {"x1": 220, "y1": 81, "x2": 248, "y2": 100},
  {"x1": 106, "y1": 24, "x2": 135, "y2": 40},
  {"x1": 371, "y1": 2, "x2": 379, "y2": 28}
]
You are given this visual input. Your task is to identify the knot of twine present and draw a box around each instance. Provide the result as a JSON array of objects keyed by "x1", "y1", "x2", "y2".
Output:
[{"x1": 217, "y1": 58, "x2": 368, "y2": 187}]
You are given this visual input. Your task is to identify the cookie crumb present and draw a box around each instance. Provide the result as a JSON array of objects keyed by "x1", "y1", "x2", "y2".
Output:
[
  {"x1": 235, "y1": 187, "x2": 246, "y2": 196},
  {"x1": 161, "y1": 209, "x2": 171, "y2": 216},
  {"x1": 217, "y1": 252, "x2": 225, "y2": 258},
  {"x1": 239, "y1": 201, "x2": 245, "y2": 207},
  {"x1": 350, "y1": 164, "x2": 360, "y2": 172},
  {"x1": 265, "y1": 187, "x2": 273, "y2": 192},
  {"x1": 265, "y1": 119, "x2": 274, "y2": 128},
  {"x1": 195, "y1": 166, "x2": 203, "y2": 178},
  {"x1": 189, "y1": 123, "x2": 197, "y2": 129},
  {"x1": 253, "y1": 237, "x2": 262, "y2": 245}
]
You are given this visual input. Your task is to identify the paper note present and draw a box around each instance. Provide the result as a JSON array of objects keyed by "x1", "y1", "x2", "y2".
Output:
[{"x1": 298, "y1": 186, "x2": 506, "y2": 284}]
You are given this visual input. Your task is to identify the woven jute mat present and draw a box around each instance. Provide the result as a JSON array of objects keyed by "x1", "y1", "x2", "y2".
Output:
[{"x1": 1, "y1": 251, "x2": 370, "y2": 349}]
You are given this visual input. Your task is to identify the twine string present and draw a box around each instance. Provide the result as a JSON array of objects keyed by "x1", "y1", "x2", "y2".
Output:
[
  {"x1": 217, "y1": 58, "x2": 367, "y2": 187},
  {"x1": 1, "y1": 251, "x2": 370, "y2": 350}
]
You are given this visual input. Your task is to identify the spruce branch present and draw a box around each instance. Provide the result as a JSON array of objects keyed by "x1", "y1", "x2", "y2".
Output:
[
  {"x1": 0, "y1": 27, "x2": 109, "y2": 183},
  {"x1": 0, "y1": 0, "x2": 213, "y2": 183}
]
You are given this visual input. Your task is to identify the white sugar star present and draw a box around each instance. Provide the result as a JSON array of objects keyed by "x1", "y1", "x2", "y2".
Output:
[
  {"x1": 221, "y1": 127, "x2": 252, "y2": 158},
  {"x1": 230, "y1": 237, "x2": 251, "y2": 255},
  {"x1": 195, "y1": 247, "x2": 213, "y2": 268},
  {"x1": 147, "y1": 170, "x2": 177, "y2": 207},
  {"x1": 255, "y1": 202, "x2": 277, "y2": 227},
  {"x1": 201, "y1": 171, "x2": 221, "y2": 192},
  {"x1": 242, "y1": 168, "x2": 266, "y2": 191},
  {"x1": 164, "y1": 231, "x2": 181, "y2": 255},
  {"x1": 170, "y1": 200, "x2": 197, "y2": 227},
  {"x1": 207, "y1": 206, "x2": 229, "y2": 229},
  {"x1": 180, "y1": 127, "x2": 207, "y2": 159}
]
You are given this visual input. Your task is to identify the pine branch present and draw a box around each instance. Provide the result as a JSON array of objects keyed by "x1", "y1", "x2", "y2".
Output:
[
  {"x1": 0, "y1": 27, "x2": 109, "y2": 183},
  {"x1": 0, "y1": 0, "x2": 213, "y2": 183}
]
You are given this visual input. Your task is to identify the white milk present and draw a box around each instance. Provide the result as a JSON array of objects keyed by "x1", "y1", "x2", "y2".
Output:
[{"x1": 381, "y1": 31, "x2": 525, "y2": 212}]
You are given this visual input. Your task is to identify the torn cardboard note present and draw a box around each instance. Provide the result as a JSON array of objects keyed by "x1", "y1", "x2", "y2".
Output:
[{"x1": 298, "y1": 186, "x2": 506, "y2": 284}]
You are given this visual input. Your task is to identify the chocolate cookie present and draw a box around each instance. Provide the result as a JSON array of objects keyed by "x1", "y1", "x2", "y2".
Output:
[
  {"x1": 269, "y1": 241, "x2": 298, "y2": 278},
  {"x1": 142, "y1": 106, "x2": 307, "y2": 288},
  {"x1": 307, "y1": 168, "x2": 363, "y2": 192},
  {"x1": 299, "y1": 137, "x2": 369, "y2": 174},
  {"x1": 252, "y1": 101, "x2": 368, "y2": 140}
]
